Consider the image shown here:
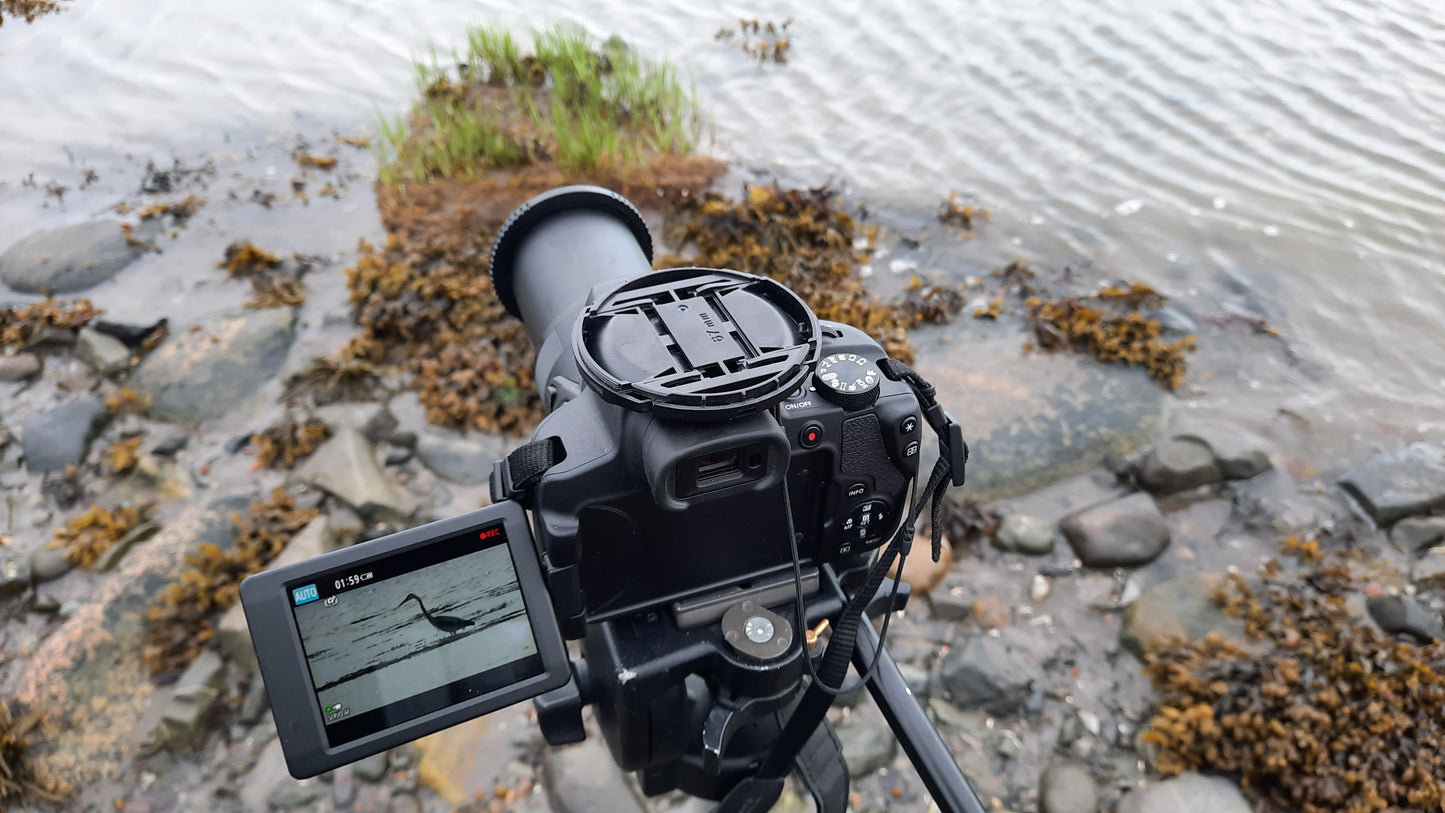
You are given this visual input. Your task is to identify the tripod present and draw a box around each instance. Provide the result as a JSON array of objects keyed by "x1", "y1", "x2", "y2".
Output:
[{"x1": 533, "y1": 562, "x2": 988, "y2": 813}]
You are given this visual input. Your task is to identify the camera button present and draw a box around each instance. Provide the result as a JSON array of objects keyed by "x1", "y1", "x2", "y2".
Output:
[
  {"x1": 900, "y1": 416, "x2": 918, "y2": 435},
  {"x1": 904, "y1": 440, "x2": 920, "y2": 457},
  {"x1": 799, "y1": 422, "x2": 824, "y2": 448},
  {"x1": 846, "y1": 482, "x2": 866, "y2": 499}
]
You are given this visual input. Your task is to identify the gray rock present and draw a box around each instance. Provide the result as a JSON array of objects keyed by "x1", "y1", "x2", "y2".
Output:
[
  {"x1": 92, "y1": 520, "x2": 162, "y2": 571},
  {"x1": 896, "y1": 662, "x2": 930, "y2": 698},
  {"x1": 28, "y1": 546, "x2": 74, "y2": 583},
  {"x1": 389, "y1": 795, "x2": 423, "y2": 813},
  {"x1": 1120, "y1": 573, "x2": 1246, "y2": 659},
  {"x1": 351, "y1": 751, "x2": 390, "y2": 783},
  {"x1": 0, "y1": 220, "x2": 145, "y2": 293},
  {"x1": 297, "y1": 428, "x2": 415, "y2": 521},
  {"x1": 151, "y1": 434, "x2": 189, "y2": 457},
  {"x1": 0, "y1": 558, "x2": 30, "y2": 599},
  {"x1": 19, "y1": 395, "x2": 108, "y2": 472},
  {"x1": 544, "y1": 735, "x2": 645, "y2": 813},
  {"x1": 1116, "y1": 773, "x2": 1251, "y2": 813},
  {"x1": 1338, "y1": 443, "x2": 1445, "y2": 524},
  {"x1": 268, "y1": 778, "x2": 320, "y2": 810},
  {"x1": 1138, "y1": 439, "x2": 1222, "y2": 495},
  {"x1": 1366, "y1": 594, "x2": 1443, "y2": 642},
  {"x1": 76, "y1": 327, "x2": 132, "y2": 375},
  {"x1": 940, "y1": 634, "x2": 1033, "y2": 716},
  {"x1": 1029, "y1": 574, "x2": 1052, "y2": 603},
  {"x1": 1174, "y1": 424, "x2": 1272, "y2": 481},
  {"x1": 1039, "y1": 762, "x2": 1097, "y2": 813},
  {"x1": 414, "y1": 433, "x2": 504, "y2": 485},
  {"x1": 993, "y1": 514, "x2": 1054, "y2": 556},
  {"x1": 313, "y1": 402, "x2": 397, "y2": 443},
  {"x1": 929, "y1": 588, "x2": 973, "y2": 622},
  {"x1": 1059, "y1": 493, "x2": 1170, "y2": 568},
  {"x1": 836, "y1": 719, "x2": 897, "y2": 776},
  {"x1": 0, "y1": 353, "x2": 42, "y2": 382},
  {"x1": 1392, "y1": 515, "x2": 1445, "y2": 553},
  {"x1": 131, "y1": 307, "x2": 296, "y2": 423},
  {"x1": 331, "y1": 764, "x2": 356, "y2": 806},
  {"x1": 154, "y1": 682, "x2": 220, "y2": 751},
  {"x1": 242, "y1": 740, "x2": 293, "y2": 813},
  {"x1": 1414, "y1": 546, "x2": 1445, "y2": 584}
]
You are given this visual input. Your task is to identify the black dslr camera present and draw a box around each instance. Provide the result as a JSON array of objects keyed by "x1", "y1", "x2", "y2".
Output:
[{"x1": 242, "y1": 187, "x2": 981, "y2": 813}]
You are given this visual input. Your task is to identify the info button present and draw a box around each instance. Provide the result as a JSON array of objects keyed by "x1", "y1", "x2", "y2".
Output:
[{"x1": 846, "y1": 482, "x2": 866, "y2": 498}]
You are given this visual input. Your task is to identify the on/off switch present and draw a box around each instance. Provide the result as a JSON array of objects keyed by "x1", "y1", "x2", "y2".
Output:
[{"x1": 799, "y1": 422, "x2": 824, "y2": 448}]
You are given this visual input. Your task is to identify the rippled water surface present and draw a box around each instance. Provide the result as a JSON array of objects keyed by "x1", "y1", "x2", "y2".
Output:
[{"x1": 2, "y1": 0, "x2": 1442, "y2": 464}]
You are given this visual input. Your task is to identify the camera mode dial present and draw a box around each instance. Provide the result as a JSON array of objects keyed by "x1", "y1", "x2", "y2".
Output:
[{"x1": 815, "y1": 353, "x2": 882, "y2": 412}]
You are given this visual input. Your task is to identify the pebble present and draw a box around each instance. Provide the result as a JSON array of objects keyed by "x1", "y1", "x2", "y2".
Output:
[
  {"x1": 929, "y1": 588, "x2": 973, "y2": 622},
  {"x1": 151, "y1": 434, "x2": 190, "y2": 457},
  {"x1": 1028, "y1": 575, "x2": 1052, "y2": 603},
  {"x1": 972, "y1": 596, "x2": 1010, "y2": 629},
  {"x1": 0, "y1": 352, "x2": 42, "y2": 382},
  {"x1": 131, "y1": 307, "x2": 298, "y2": 422},
  {"x1": 29, "y1": 546, "x2": 74, "y2": 583},
  {"x1": 1413, "y1": 546, "x2": 1445, "y2": 584},
  {"x1": 1116, "y1": 773, "x2": 1251, "y2": 813},
  {"x1": 1138, "y1": 439, "x2": 1221, "y2": 495},
  {"x1": 0, "y1": 220, "x2": 147, "y2": 293},
  {"x1": 0, "y1": 558, "x2": 31, "y2": 599},
  {"x1": 993, "y1": 514, "x2": 1054, "y2": 556},
  {"x1": 836, "y1": 718, "x2": 897, "y2": 776},
  {"x1": 940, "y1": 633, "x2": 1034, "y2": 716},
  {"x1": 384, "y1": 447, "x2": 414, "y2": 466},
  {"x1": 1338, "y1": 442, "x2": 1445, "y2": 524},
  {"x1": 1366, "y1": 594, "x2": 1444, "y2": 642},
  {"x1": 19, "y1": 394, "x2": 109, "y2": 472},
  {"x1": 1039, "y1": 762, "x2": 1098, "y2": 813},
  {"x1": 1173, "y1": 424, "x2": 1272, "y2": 481},
  {"x1": 76, "y1": 326, "x2": 133, "y2": 375},
  {"x1": 352, "y1": 751, "x2": 390, "y2": 783},
  {"x1": 1059, "y1": 493, "x2": 1170, "y2": 568},
  {"x1": 890, "y1": 539, "x2": 953, "y2": 595},
  {"x1": 1391, "y1": 515, "x2": 1445, "y2": 553}
]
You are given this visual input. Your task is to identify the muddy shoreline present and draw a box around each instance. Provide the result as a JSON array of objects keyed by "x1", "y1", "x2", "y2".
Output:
[{"x1": 0, "y1": 125, "x2": 1442, "y2": 813}]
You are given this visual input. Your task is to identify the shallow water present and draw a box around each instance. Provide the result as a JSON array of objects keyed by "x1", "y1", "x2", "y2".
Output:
[{"x1": 2, "y1": 0, "x2": 1442, "y2": 469}]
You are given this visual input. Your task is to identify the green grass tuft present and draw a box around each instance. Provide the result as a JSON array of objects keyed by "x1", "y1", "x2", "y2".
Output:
[{"x1": 376, "y1": 23, "x2": 701, "y2": 185}]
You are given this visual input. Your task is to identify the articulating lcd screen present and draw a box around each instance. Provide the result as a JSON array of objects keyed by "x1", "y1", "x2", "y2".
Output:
[{"x1": 289, "y1": 524, "x2": 542, "y2": 746}]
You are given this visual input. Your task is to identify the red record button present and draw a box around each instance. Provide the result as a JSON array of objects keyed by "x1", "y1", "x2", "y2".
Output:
[{"x1": 799, "y1": 422, "x2": 824, "y2": 448}]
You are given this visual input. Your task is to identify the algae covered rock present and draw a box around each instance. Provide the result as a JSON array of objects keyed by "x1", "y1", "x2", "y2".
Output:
[
  {"x1": 0, "y1": 221, "x2": 146, "y2": 293},
  {"x1": 131, "y1": 307, "x2": 296, "y2": 423}
]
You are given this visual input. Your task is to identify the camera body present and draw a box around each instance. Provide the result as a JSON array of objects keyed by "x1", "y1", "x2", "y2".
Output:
[{"x1": 501, "y1": 302, "x2": 923, "y2": 637}]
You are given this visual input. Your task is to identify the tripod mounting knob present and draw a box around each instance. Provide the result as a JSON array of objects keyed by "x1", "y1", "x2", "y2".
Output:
[{"x1": 721, "y1": 600, "x2": 793, "y2": 662}]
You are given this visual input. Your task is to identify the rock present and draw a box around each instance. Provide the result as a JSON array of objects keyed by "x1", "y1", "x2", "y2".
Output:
[
  {"x1": 1366, "y1": 594, "x2": 1443, "y2": 642},
  {"x1": 352, "y1": 751, "x2": 390, "y2": 783},
  {"x1": 1039, "y1": 762, "x2": 1097, "y2": 813},
  {"x1": 1119, "y1": 573, "x2": 1247, "y2": 659},
  {"x1": 297, "y1": 428, "x2": 415, "y2": 521},
  {"x1": 0, "y1": 352, "x2": 42, "y2": 382},
  {"x1": 1392, "y1": 515, "x2": 1445, "y2": 553},
  {"x1": 836, "y1": 719, "x2": 897, "y2": 776},
  {"x1": 1116, "y1": 773, "x2": 1251, "y2": 813},
  {"x1": 1060, "y1": 493, "x2": 1170, "y2": 568},
  {"x1": 1138, "y1": 439, "x2": 1221, "y2": 495},
  {"x1": 896, "y1": 662, "x2": 930, "y2": 698},
  {"x1": 0, "y1": 558, "x2": 30, "y2": 599},
  {"x1": 268, "y1": 779, "x2": 320, "y2": 810},
  {"x1": 92, "y1": 317, "x2": 168, "y2": 350},
  {"x1": 0, "y1": 220, "x2": 146, "y2": 293},
  {"x1": 131, "y1": 307, "x2": 296, "y2": 423},
  {"x1": 92, "y1": 520, "x2": 162, "y2": 571},
  {"x1": 389, "y1": 430, "x2": 418, "y2": 449},
  {"x1": 153, "y1": 679, "x2": 222, "y2": 751},
  {"x1": 314, "y1": 402, "x2": 397, "y2": 444},
  {"x1": 19, "y1": 395, "x2": 108, "y2": 472},
  {"x1": 76, "y1": 327, "x2": 132, "y2": 375},
  {"x1": 940, "y1": 634, "x2": 1033, "y2": 716},
  {"x1": 889, "y1": 539, "x2": 953, "y2": 595},
  {"x1": 384, "y1": 447, "x2": 413, "y2": 466},
  {"x1": 34, "y1": 593, "x2": 60, "y2": 614},
  {"x1": 972, "y1": 596, "x2": 1010, "y2": 629},
  {"x1": 28, "y1": 546, "x2": 73, "y2": 583},
  {"x1": 1174, "y1": 424, "x2": 1272, "y2": 481},
  {"x1": 242, "y1": 740, "x2": 305, "y2": 813},
  {"x1": 993, "y1": 514, "x2": 1054, "y2": 556},
  {"x1": 1414, "y1": 546, "x2": 1445, "y2": 584},
  {"x1": 1338, "y1": 443, "x2": 1445, "y2": 524},
  {"x1": 216, "y1": 517, "x2": 331, "y2": 674},
  {"x1": 929, "y1": 588, "x2": 972, "y2": 622},
  {"x1": 150, "y1": 434, "x2": 189, "y2": 457},
  {"x1": 543, "y1": 736, "x2": 644, "y2": 813},
  {"x1": 1029, "y1": 575, "x2": 1052, "y2": 603},
  {"x1": 414, "y1": 433, "x2": 504, "y2": 485},
  {"x1": 331, "y1": 765, "x2": 356, "y2": 806}
]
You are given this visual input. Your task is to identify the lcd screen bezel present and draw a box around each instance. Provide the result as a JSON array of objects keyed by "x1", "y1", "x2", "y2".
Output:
[{"x1": 240, "y1": 501, "x2": 568, "y2": 779}]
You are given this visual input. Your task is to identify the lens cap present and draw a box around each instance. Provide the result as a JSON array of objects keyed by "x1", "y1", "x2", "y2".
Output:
[{"x1": 575, "y1": 268, "x2": 821, "y2": 421}]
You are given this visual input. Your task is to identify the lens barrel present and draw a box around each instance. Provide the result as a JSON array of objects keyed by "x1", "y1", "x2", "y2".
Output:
[{"x1": 490, "y1": 186, "x2": 654, "y2": 347}]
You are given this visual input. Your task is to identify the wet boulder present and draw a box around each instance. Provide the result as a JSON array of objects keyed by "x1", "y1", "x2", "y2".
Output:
[
  {"x1": 1366, "y1": 594, "x2": 1443, "y2": 643},
  {"x1": 76, "y1": 327, "x2": 132, "y2": 375},
  {"x1": 1338, "y1": 443, "x2": 1445, "y2": 524},
  {"x1": 20, "y1": 394, "x2": 109, "y2": 472},
  {"x1": 1119, "y1": 572, "x2": 1247, "y2": 659},
  {"x1": 1173, "y1": 423, "x2": 1272, "y2": 481},
  {"x1": 0, "y1": 352, "x2": 42, "y2": 382},
  {"x1": 1039, "y1": 762, "x2": 1098, "y2": 813},
  {"x1": 1138, "y1": 439, "x2": 1221, "y2": 495},
  {"x1": 1390, "y1": 515, "x2": 1445, "y2": 553},
  {"x1": 993, "y1": 513, "x2": 1055, "y2": 556},
  {"x1": 297, "y1": 428, "x2": 414, "y2": 521},
  {"x1": 131, "y1": 307, "x2": 296, "y2": 423},
  {"x1": 0, "y1": 220, "x2": 146, "y2": 293},
  {"x1": 414, "y1": 432, "x2": 508, "y2": 486},
  {"x1": 1060, "y1": 493, "x2": 1170, "y2": 568},
  {"x1": 1117, "y1": 773, "x2": 1251, "y2": 813},
  {"x1": 940, "y1": 633, "x2": 1034, "y2": 716}
]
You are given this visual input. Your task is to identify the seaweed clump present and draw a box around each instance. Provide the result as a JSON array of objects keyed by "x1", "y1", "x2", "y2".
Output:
[
  {"x1": 0, "y1": 299, "x2": 101, "y2": 350},
  {"x1": 245, "y1": 274, "x2": 307, "y2": 308},
  {"x1": 0, "y1": 700, "x2": 59, "y2": 804},
  {"x1": 715, "y1": 18, "x2": 793, "y2": 64},
  {"x1": 219, "y1": 242, "x2": 281, "y2": 277},
  {"x1": 1140, "y1": 558, "x2": 1445, "y2": 812},
  {"x1": 48, "y1": 504, "x2": 154, "y2": 568},
  {"x1": 143, "y1": 489, "x2": 317, "y2": 677},
  {"x1": 136, "y1": 195, "x2": 205, "y2": 223},
  {"x1": 0, "y1": 0, "x2": 63, "y2": 26},
  {"x1": 252, "y1": 416, "x2": 330, "y2": 469},
  {"x1": 102, "y1": 437, "x2": 143, "y2": 475},
  {"x1": 659, "y1": 186, "x2": 963, "y2": 364},
  {"x1": 1026, "y1": 282, "x2": 1196, "y2": 389}
]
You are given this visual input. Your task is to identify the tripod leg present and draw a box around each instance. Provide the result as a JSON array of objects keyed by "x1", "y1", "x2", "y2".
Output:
[{"x1": 853, "y1": 617, "x2": 989, "y2": 813}]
